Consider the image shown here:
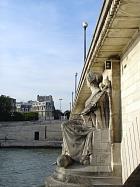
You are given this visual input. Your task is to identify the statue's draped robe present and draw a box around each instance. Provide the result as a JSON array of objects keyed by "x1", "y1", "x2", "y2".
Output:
[
  {"x1": 62, "y1": 120, "x2": 94, "y2": 163},
  {"x1": 61, "y1": 89, "x2": 109, "y2": 163}
]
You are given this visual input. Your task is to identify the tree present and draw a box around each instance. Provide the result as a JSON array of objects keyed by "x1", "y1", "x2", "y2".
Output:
[
  {"x1": 64, "y1": 110, "x2": 70, "y2": 119},
  {"x1": 23, "y1": 112, "x2": 38, "y2": 121},
  {"x1": 0, "y1": 95, "x2": 12, "y2": 113},
  {"x1": 54, "y1": 109, "x2": 63, "y2": 120},
  {"x1": 0, "y1": 95, "x2": 12, "y2": 121},
  {"x1": 0, "y1": 95, "x2": 39, "y2": 121}
]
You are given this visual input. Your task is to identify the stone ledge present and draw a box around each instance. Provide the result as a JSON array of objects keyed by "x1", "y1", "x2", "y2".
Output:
[
  {"x1": 55, "y1": 164, "x2": 112, "y2": 175},
  {"x1": 45, "y1": 164, "x2": 122, "y2": 187},
  {"x1": 45, "y1": 174, "x2": 122, "y2": 187}
]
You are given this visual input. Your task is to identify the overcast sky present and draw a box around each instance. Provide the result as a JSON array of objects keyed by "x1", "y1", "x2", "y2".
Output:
[{"x1": 0, "y1": 0, "x2": 103, "y2": 111}]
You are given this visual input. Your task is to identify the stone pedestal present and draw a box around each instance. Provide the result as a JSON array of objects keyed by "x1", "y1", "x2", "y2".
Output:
[
  {"x1": 90, "y1": 129, "x2": 111, "y2": 172},
  {"x1": 45, "y1": 164, "x2": 122, "y2": 187},
  {"x1": 111, "y1": 143, "x2": 122, "y2": 177},
  {"x1": 45, "y1": 129, "x2": 122, "y2": 186}
]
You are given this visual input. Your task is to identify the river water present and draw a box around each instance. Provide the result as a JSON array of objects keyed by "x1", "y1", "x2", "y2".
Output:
[{"x1": 0, "y1": 148, "x2": 61, "y2": 187}]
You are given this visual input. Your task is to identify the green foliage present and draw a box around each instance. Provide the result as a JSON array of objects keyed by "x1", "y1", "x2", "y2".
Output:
[
  {"x1": 0, "y1": 112, "x2": 11, "y2": 121},
  {"x1": 0, "y1": 110, "x2": 38, "y2": 122},
  {"x1": 12, "y1": 112, "x2": 25, "y2": 121},
  {"x1": 0, "y1": 95, "x2": 12, "y2": 113},
  {"x1": 64, "y1": 110, "x2": 70, "y2": 119},
  {"x1": 0, "y1": 95, "x2": 38, "y2": 121},
  {"x1": 54, "y1": 109, "x2": 63, "y2": 120},
  {"x1": 11, "y1": 112, "x2": 38, "y2": 121},
  {"x1": 0, "y1": 95, "x2": 12, "y2": 121},
  {"x1": 23, "y1": 112, "x2": 38, "y2": 121}
]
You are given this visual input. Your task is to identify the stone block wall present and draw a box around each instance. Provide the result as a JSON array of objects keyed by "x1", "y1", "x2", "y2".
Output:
[
  {"x1": 121, "y1": 34, "x2": 140, "y2": 184},
  {"x1": 0, "y1": 120, "x2": 62, "y2": 147},
  {"x1": 90, "y1": 129, "x2": 111, "y2": 172}
]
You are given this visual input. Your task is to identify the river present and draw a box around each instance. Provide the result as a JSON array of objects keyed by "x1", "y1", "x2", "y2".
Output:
[{"x1": 0, "y1": 148, "x2": 61, "y2": 187}]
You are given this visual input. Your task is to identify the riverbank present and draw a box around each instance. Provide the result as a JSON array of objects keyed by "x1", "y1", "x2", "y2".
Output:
[{"x1": 0, "y1": 120, "x2": 63, "y2": 148}]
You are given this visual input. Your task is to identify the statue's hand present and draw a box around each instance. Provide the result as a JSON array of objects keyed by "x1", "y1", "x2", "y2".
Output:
[
  {"x1": 81, "y1": 103, "x2": 97, "y2": 115},
  {"x1": 57, "y1": 155, "x2": 73, "y2": 168}
]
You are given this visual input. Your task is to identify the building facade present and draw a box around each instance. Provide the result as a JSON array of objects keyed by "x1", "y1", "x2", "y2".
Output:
[
  {"x1": 16, "y1": 95, "x2": 55, "y2": 120},
  {"x1": 31, "y1": 95, "x2": 55, "y2": 120},
  {"x1": 16, "y1": 102, "x2": 32, "y2": 112}
]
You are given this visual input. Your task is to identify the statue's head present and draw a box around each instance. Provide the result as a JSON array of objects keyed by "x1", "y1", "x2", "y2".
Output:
[{"x1": 86, "y1": 71, "x2": 103, "y2": 88}]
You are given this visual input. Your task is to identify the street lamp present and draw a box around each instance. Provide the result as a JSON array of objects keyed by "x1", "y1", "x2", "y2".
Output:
[
  {"x1": 70, "y1": 102, "x2": 71, "y2": 112},
  {"x1": 82, "y1": 21, "x2": 88, "y2": 62},
  {"x1": 75, "y1": 72, "x2": 78, "y2": 96},
  {"x1": 72, "y1": 92, "x2": 74, "y2": 107}
]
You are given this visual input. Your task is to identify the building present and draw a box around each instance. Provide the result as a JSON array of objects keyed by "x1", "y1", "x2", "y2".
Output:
[
  {"x1": 31, "y1": 95, "x2": 55, "y2": 120},
  {"x1": 16, "y1": 102, "x2": 32, "y2": 112},
  {"x1": 16, "y1": 95, "x2": 55, "y2": 120},
  {"x1": 37, "y1": 95, "x2": 53, "y2": 102},
  {"x1": 70, "y1": 0, "x2": 140, "y2": 186}
]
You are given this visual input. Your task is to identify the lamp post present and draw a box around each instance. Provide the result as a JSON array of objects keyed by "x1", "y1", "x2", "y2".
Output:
[
  {"x1": 59, "y1": 98, "x2": 63, "y2": 120},
  {"x1": 82, "y1": 21, "x2": 88, "y2": 62},
  {"x1": 70, "y1": 102, "x2": 71, "y2": 112},
  {"x1": 75, "y1": 72, "x2": 78, "y2": 96},
  {"x1": 72, "y1": 92, "x2": 74, "y2": 107}
]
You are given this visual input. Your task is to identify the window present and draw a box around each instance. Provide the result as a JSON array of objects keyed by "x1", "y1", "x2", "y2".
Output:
[
  {"x1": 34, "y1": 131, "x2": 39, "y2": 140},
  {"x1": 105, "y1": 60, "x2": 112, "y2": 69}
]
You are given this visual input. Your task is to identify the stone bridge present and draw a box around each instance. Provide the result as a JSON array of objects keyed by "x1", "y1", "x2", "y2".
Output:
[{"x1": 71, "y1": 0, "x2": 140, "y2": 186}]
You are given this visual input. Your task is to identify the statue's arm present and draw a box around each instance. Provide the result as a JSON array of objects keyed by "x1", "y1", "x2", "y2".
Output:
[{"x1": 81, "y1": 101, "x2": 97, "y2": 115}]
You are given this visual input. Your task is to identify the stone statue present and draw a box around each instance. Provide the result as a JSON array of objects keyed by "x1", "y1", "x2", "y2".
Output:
[{"x1": 57, "y1": 71, "x2": 111, "y2": 168}]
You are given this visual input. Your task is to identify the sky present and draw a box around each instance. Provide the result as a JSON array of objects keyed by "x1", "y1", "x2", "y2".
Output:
[{"x1": 0, "y1": 0, "x2": 103, "y2": 112}]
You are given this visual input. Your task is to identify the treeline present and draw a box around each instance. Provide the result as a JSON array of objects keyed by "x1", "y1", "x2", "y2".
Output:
[
  {"x1": 53, "y1": 110, "x2": 70, "y2": 120},
  {"x1": 0, "y1": 112, "x2": 38, "y2": 121},
  {"x1": 0, "y1": 95, "x2": 38, "y2": 121},
  {"x1": 0, "y1": 95, "x2": 70, "y2": 121}
]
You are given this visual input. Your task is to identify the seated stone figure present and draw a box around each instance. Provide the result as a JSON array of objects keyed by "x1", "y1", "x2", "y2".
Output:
[{"x1": 57, "y1": 71, "x2": 111, "y2": 168}]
